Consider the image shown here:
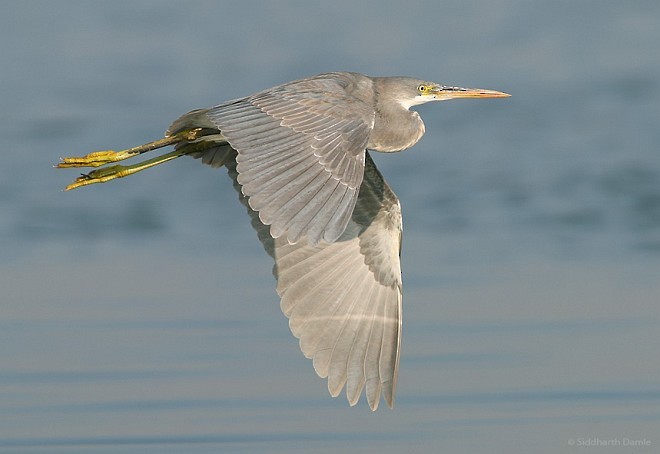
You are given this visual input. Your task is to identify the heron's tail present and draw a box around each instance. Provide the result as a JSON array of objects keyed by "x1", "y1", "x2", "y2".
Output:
[{"x1": 167, "y1": 108, "x2": 234, "y2": 168}]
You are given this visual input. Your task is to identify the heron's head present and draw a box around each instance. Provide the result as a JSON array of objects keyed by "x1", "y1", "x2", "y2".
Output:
[{"x1": 388, "y1": 77, "x2": 510, "y2": 110}]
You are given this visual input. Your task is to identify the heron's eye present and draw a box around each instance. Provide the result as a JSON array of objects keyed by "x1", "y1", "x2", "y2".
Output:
[{"x1": 417, "y1": 84, "x2": 427, "y2": 93}]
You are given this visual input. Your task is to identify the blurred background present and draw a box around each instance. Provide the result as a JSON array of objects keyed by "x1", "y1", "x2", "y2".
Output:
[{"x1": 1, "y1": 0, "x2": 659, "y2": 452}]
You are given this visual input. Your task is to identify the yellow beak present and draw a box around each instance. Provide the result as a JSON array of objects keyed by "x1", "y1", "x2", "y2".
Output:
[{"x1": 431, "y1": 86, "x2": 511, "y2": 99}]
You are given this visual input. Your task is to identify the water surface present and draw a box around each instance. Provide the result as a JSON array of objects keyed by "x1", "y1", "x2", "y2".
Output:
[{"x1": 1, "y1": 1, "x2": 659, "y2": 452}]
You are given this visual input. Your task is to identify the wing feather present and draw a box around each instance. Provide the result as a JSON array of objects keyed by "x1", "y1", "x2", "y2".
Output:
[
  {"x1": 224, "y1": 151, "x2": 403, "y2": 410},
  {"x1": 248, "y1": 156, "x2": 322, "y2": 207},
  {"x1": 322, "y1": 187, "x2": 359, "y2": 245},
  {"x1": 345, "y1": 282, "x2": 378, "y2": 405},
  {"x1": 364, "y1": 289, "x2": 386, "y2": 410},
  {"x1": 206, "y1": 72, "x2": 375, "y2": 244},
  {"x1": 281, "y1": 246, "x2": 356, "y2": 324},
  {"x1": 289, "y1": 252, "x2": 363, "y2": 344},
  {"x1": 327, "y1": 275, "x2": 378, "y2": 398},
  {"x1": 284, "y1": 178, "x2": 341, "y2": 242}
]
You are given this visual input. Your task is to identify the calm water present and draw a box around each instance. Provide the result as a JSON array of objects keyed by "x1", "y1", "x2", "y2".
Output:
[{"x1": 1, "y1": 1, "x2": 659, "y2": 452}]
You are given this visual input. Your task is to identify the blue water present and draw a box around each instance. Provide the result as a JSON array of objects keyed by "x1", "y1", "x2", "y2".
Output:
[{"x1": 1, "y1": 1, "x2": 659, "y2": 452}]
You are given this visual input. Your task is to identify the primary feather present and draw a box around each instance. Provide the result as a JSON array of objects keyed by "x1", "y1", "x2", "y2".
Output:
[{"x1": 223, "y1": 151, "x2": 402, "y2": 410}]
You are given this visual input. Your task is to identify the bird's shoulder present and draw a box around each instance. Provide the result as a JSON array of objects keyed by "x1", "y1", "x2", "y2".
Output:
[
  {"x1": 247, "y1": 72, "x2": 376, "y2": 126},
  {"x1": 264, "y1": 72, "x2": 373, "y2": 98}
]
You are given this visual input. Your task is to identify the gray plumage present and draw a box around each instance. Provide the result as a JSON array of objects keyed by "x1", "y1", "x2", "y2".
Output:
[
  {"x1": 225, "y1": 151, "x2": 401, "y2": 409},
  {"x1": 171, "y1": 73, "x2": 424, "y2": 245},
  {"x1": 59, "y1": 71, "x2": 509, "y2": 410}
]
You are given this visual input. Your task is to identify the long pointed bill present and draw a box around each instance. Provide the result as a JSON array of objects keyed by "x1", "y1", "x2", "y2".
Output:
[{"x1": 433, "y1": 87, "x2": 511, "y2": 99}]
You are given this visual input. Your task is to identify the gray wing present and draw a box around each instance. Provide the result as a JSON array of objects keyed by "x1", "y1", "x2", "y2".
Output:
[
  {"x1": 206, "y1": 73, "x2": 374, "y2": 245},
  {"x1": 227, "y1": 151, "x2": 403, "y2": 410}
]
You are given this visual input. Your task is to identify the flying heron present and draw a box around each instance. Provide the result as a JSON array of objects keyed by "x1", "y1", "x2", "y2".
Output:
[{"x1": 57, "y1": 72, "x2": 509, "y2": 410}]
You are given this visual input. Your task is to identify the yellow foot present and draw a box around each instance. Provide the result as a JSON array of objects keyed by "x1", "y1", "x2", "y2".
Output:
[
  {"x1": 63, "y1": 149, "x2": 185, "y2": 191},
  {"x1": 65, "y1": 165, "x2": 131, "y2": 191},
  {"x1": 57, "y1": 149, "x2": 138, "y2": 168},
  {"x1": 56, "y1": 128, "x2": 205, "y2": 168}
]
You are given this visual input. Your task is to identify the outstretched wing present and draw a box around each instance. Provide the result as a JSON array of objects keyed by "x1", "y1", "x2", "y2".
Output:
[
  {"x1": 227, "y1": 151, "x2": 403, "y2": 410},
  {"x1": 207, "y1": 73, "x2": 375, "y2": 245}
]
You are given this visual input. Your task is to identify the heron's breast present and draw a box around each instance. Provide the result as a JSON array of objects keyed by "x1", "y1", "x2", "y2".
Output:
[{"x1": 367, "y1": 110, "x2": 425, "y2": 153}]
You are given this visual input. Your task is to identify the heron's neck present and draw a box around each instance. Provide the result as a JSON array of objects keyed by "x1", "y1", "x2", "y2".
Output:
[
  {"x1": 368, "y1": 102, "x2": 425, "y2": 153},
  {"x1": 367, "y1": 81, "x2": 424, "y2": 153}
]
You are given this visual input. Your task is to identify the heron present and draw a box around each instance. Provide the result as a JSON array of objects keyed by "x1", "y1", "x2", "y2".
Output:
[{"x1": 57, "y1": 72, "x2": 509, "y2": 410}]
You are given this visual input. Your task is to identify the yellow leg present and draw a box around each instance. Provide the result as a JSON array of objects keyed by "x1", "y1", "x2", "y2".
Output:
[
  {"x1": 56, "y1": 128, "x2": 205, "y2": 168},
  {"x1": 64, "y1": 149, "x2": 186, "y2": 191}
]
